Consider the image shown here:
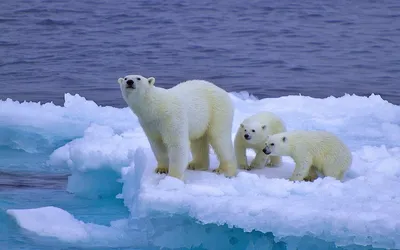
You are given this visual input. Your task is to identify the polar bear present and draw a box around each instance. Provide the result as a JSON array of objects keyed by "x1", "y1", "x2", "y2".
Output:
[
  {"x1": 262, "y1": 130, "x2": 352, "y2": 181},
  {"x1": 118, "y1": 75, "x2": 237, "y2": 180},
  {"x1": 234, "y1": 111, "x2": 286, "y2": 170}
]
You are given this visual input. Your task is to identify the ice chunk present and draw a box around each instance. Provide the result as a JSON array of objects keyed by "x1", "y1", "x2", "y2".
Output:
[
  {"x1": 6, "y1": 206, "x2": 146, "y2": 248},
  {"x1": 7, "y1": 206, "x2": 89, "y2": 242},
  {"x1": 120, "y1": 146, "x2": 400, "y2": 249},
  {"x1": 48, "y1": 124, "x2": 152, "y2": 198},
  {"x1": 0, "y1": 93, "x2": 138, "y2": 153},
  {"x1": 120, "y1": 148, "x2": 147, "y2": 215},
  {"x1": 36, "y1": 92, "x2": 400, "y2": 248},
  {"x1": 48, "y1": 123, "x2": 150, "y2": 172}
]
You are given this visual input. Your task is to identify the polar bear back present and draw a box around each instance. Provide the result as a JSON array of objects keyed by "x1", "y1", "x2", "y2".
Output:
[
  {"x1": 287, "y1": 131, "x2": 352, "y2": 172},
  {"x1": 169, "y1": 80, "x2": 234, "y2": 140}
]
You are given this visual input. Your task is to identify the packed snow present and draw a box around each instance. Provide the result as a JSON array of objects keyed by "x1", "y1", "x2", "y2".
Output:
[{"x1": 4, "y1": 92, "x2": 400, "y2": 248}]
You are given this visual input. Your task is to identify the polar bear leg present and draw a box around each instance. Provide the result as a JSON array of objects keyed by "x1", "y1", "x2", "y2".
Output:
[
  {"x1": 304, "y1": 166, "x2": 318, "y2": 182},
  {"x1": 209, "y1": 131, "x2": 237, "y2": 177},
  {"x1": 148, "y1": 139, "x2": 169, "y2": 174},
  {"x1": 268, "y1": 155, "x2": 282, "y2": 167},
  {"x1": 249, "y1": 151, "x2": 268, "y2": 170},
  {"x1": 322, "y1": 165, "x2": 345, "y2": 180},
  {"x1": 141, "y1": 125, "x2": 169, "y2": 174},
  {"x1": 188, "y1": 134, "x2": 210, "y2": 171},
  {"x1": 163, "y1": 124, "x2": 189, "y2": 180},
  {"x1": 290, "y1": 158, "x2": 312, "y2": 181},
  {"x1": 167, "y1": 146, "x2": 188, "y2": 180},
  {"x1": 234, "y1": 135, "x2": 248, "y2": 170}
]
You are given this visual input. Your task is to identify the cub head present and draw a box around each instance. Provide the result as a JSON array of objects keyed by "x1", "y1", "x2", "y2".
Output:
[
  {"x1": 117, "y1": 75, "x2": 155, "y2": 100},
  {"x1": 262, "y1": 134, "x2": 289, "y2": 156},
  {"x1": 238, "y1": 121, "x2": 268, "y2": 145}
]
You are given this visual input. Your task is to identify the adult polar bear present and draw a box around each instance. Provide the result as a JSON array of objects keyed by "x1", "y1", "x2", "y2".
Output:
[{"x1": 118, "y1": 75, "x2": 237, "y2": 180}]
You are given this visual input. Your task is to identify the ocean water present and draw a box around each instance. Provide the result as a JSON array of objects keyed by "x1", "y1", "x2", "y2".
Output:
[
  {"x1": 1, "y1": 0, "x2": 400, "y2": 249},
  {"x1": 1, "y1": 0, "x2": 400, "y2": 106}
]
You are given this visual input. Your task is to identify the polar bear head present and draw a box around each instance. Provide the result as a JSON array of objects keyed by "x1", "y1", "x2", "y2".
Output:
[
  {"x1": 118, "y1": 75, "x2": 156, "y2": 102},
  {"x1": 262, "y1": 133, "x2": 288, "y2": 156},
  {"x1": 238, "y1": 121, "x2": 268, "y2": 145}
]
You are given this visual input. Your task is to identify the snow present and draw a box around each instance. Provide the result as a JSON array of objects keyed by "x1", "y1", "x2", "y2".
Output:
[
  {"x1": 8, "y1": 206, "x2": 91, "y2": 242},
  {"x1": 3, "y1": 92, "x2": 400, "y2": 248}
]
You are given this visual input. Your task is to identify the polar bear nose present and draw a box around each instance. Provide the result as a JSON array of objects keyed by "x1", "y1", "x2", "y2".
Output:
[
  {"x1": 126, "y1": 80, "x2": 134, "y2": 86},
  {"x1": 262, "y1": 146, "x2": 271, "y2": 155},
  {"x1": 244, "y1": 134, "x2": 251, "y2": 140}
]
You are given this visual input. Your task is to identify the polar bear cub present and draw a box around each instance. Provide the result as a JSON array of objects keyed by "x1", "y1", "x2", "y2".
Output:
[
  {"x1": 234, "y1": 111, "x2": 286, "y2": 170},
  {"x1": 262, "y1": 130, "x2": 352, "y2": 181},
  {"x1": 118, "y1": 75, "x2": 237, "y2": 180}
]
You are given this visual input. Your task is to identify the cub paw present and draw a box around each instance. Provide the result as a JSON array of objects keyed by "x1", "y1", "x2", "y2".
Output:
[
  {"x1": 155, "y1": 166, "x2": 169, "y2": 174},
  {"x1": 265, "y1": 158, "x2": 273, "y2": 167},
  {"x1": 268, "y1": 156, "x2": 282, "y2": 167}
]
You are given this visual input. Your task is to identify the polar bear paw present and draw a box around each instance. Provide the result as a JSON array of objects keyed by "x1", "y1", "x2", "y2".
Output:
[
  {"x1": 239, "y1": 164, "x2": 250, "y2": 170},
  {"x1": 155, "y1": 165, "x2": 169, "y2": 174},
  {"x1": 240, "y1": 164, "x2": 253, "y2": 171},
  {"x1": 265, "y1": 157, "x2": 273, "y2": 166},
  {"x1": 187, "y1": 161, "x2": 209, "y2": 171},
  {"x1": 303, "y1": 176, "x2": 317, "y2": 182},
  {"x1": 267, "y1": 156, "x2": 282, "y2": 167},
  {"x1": 212, "y1": 168, "x2": 225, "y2": 175},
  {"x1": 213, "y1": 162, "x2": 237, "y2": 178},
  {"x1": 303, "y1": 169, "x2": 318, "y2": 182}
]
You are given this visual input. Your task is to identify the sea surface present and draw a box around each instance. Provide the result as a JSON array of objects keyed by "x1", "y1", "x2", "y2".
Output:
[
  {"x1": 0, "y1": 0, "x2": 399, "y2": 107},
  {"x1": 1, "y1": 0, "x2": 400, "y2": 250}
]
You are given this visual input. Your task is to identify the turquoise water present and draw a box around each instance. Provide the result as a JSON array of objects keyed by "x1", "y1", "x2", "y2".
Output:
[{"x1": 3, "y1": 188, "x2": 387, "y2": 250}]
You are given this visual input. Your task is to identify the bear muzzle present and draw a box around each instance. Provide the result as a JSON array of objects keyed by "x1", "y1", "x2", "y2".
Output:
[
  {"x1": 126, "y1": 79, "x2": 135, "y2": 89},
  {"x1": 262, "y1": 146, "x2": 271, "y2": 155},
  {"x1": 244, "y1": 134, "x2": 251, "y2": 140}
]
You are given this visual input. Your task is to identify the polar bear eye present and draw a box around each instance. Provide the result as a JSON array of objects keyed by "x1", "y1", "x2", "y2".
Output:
[
  {"x1": 124, "y1": 78, "x2": 127, "y2": 81},
  {"x1": 251, "y1": 129, "x2": 255, "y2": 133},
  {"x1": 270, "y1": 143, "x2": 275, "y2": 146},
  {"x1": 136, "y1": 77, "x2": 141, "y2": 81}
]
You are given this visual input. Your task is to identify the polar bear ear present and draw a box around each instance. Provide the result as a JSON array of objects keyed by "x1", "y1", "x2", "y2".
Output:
[
  {"x1": 118, "y1": 78, "x2": 124, "y2": 85},
  {"x1": 261, "y1": 125, "x2": 266, "y2": 130},
  {"x1": 282, "y1": 136, "x2": 287, "y2": 143},
  {"x1": 148, "y1": 77, "x2": 155, "y2": 86},
  {"x1": 240, "y1": 124, "x2": 244, "y2": 128}
]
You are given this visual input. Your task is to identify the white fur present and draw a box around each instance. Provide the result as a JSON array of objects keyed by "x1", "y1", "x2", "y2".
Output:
[
  {"x1": 263, "y1": 130, "x2": 352, "y2": 181},
  {"x1": 234, "y1": 111, "x2": 286, "y2": 170},
  {"x1": 118, "y1": 75, "x2": 237, "y2": 180}
]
